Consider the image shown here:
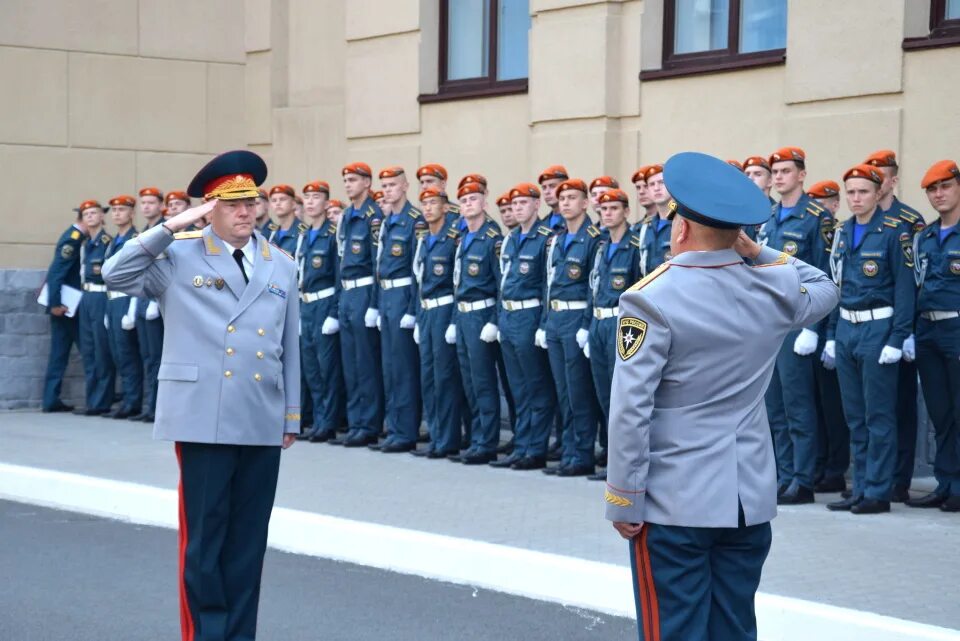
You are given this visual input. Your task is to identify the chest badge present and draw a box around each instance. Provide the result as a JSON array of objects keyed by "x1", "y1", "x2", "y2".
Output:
[
  {"x1": 612, "y1": 274, "x2": 626, "y2": 290},
  {"x1": 215, "y1": 278, "x2": 225, "y2": 290},
  {"x1": 92, "y1": 264, "x2": 102, "y2": 275},
  {"x1": 433, "y1": 263, "x2": 445, "y2": 276},
  {"x1": 783, "y1": 240, "x2": 798, "y2": 256},
  {"x1": 391, "y1": 242, "x2": 403, "y2": 257},
  {"x1": 519, "y1": 261, "x2": 530, "y2": 275},
  {"x1": 467, "y1": 261, "x2": 481, "y2": 276},
  {"x1": 567, "y1": 263, "x2": 582, "y2": 280},
  {"x1": 950, "y1": 259, "x2": 960, "y2": 275},
  {"x1": 311, "y1": 255, "x2": 323, "y2": 268},
  {"x1": 862, "y1": 260, "x2": 879, "y2": 277},
  {"x1": 351, "y1": 240, "x2": 362, "y2": 255},
  {"x1": 193, "y1": 275, "x2": 204, "y2": 287}
]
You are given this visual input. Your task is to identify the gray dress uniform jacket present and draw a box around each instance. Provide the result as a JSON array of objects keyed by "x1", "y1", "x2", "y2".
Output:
[
  {"x1": 102, "y1": 224, "x2": 301, "y2": 446},
  {"x1": 605, "y1": 245, "x2": 839, "y2": 528}
]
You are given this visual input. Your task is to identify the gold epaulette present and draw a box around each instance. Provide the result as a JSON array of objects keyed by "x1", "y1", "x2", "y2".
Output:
[
  {"x1": 297, "y1": 222, "x2": 309, "y2": 233},
  {"x1": 70, "y1": 230, "x2": 81, "y2": 240},
  {"x1": 898, "y1": 208, "x2": 920, "y2": 223},
  {"x1": 366, "y1": 205, "x2": 376, "y2": 217},
  {"x1": 408, "y1": 207, "x2": 422, "y2": 218},
  {"x1": 805, "y1": 202, "x2": 822, "y2": 217},
  {"x1": 485, "y1": 227, "x2": 499, "y2": 238},
  {"x1": 328, "y1": 223, "x2": 337, "y2": 235},
  {"x1": 752, "y1": 252, "x2": 790, "y2": 268},
  {"x1": 627, "y1": 262, "x2": 670, "y2": 292},
  {"x1": 586, "y1": 225, "x2": 600, "y2": 238},
  {"x1": 537, "y1": 225, "x2": 552, "y2": 236},
  {"x1": 446, "y1": 227, "x2": 460, "y2": 239},
  {"x1": 883, "y1": 217, "x2": 899, "y2": 229},
  {"x1": 174, "y1": 230, "x2": 203, "y2": 240},
  {"x1": 268, "y1": 222, "x2": 279, "y2": 231},
  {"x1": 630, "y1": 233, "x2": 641, "y2": 248},
  {"x1": 102, "y1": 233, "x2": 112, "y2": 243}
]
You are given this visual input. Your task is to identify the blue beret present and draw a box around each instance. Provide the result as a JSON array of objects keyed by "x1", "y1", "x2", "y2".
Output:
[
  {"x1": 663, "y1": 152, "x2": 771, "y2": 229},
  {"x1": 187, "y1": 150, "x2": 268, "y2": 200}
]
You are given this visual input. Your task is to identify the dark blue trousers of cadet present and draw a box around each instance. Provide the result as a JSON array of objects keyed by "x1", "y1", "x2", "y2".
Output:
[
  {"x1": 814, "y1": 363, "x2": 849, "y2": 480},
  {"x1": 419, "y1": 303, "x2": 464, "y2": 454},
  {"x1": 136, "y1": 315, "x2": 163, "y2": 416},
  {"x1": 456, "y1": 310, "x2": 501, "y2": 455},
  {"x1": 338, "y1": 286, "x2": 384, "y2": 437},
  {"x1": 499, "y1": 307, "x2": 555, "y2": 458},
  {"x1": 631, "y1": 508, "x2": 772, "y2": 641},
  {"x1": 764, "y1": 364, "x2": 792, "y2": 490},
  {"x1": 43, "y1": 314, "x2": 79, "y2": 410},
  {"x1": 301, "y1": 357, "x2": 314, "y2": 429},
  {"x1": 836, "y1": 318, "x2": 898, "y2": 501},
  {"x1": 546, "y1": 310, "x2": 600, "y2": 468},
  {"x1": 77, "y1": 293, "x2": 115, "y2": 411},
  {"x1": 588, "y1": 317, "x2": 617, "y2": 450},
  {"x1": 770, "y1": 330, "x2": 819, "y2": 490},
  {"x1": 380, "y1": 286, "x2": 422, "y2": 446},
  {"x1": 176, "y1": 442, "x2": 280, "y2": 641},
  {"x1": 496, "y1": 349, "x2": 517, "y2": 434},
  {"x1": 916, "y1": 317, "x2": 960, "y2": 496},
  {"x1": 894, "y1": 360, "x2": 918, "y2": 491},
  {"x1": 300, "y1": 298, "x2": 346, "y2": 432},
  {"x1": 106, "y1": 297, "x2": 143, "y2": 413}
]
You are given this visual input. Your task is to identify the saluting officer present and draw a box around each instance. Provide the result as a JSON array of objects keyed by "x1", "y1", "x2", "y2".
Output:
[
  {"x1": 638, "y1": 165, "x2": 673, "y2": 276},
  {"x1": 629, "y1": 166, "x2": 658, "y2": 231},
  {"x1": 335, "y1": 162, "x2": 385, "y2": 446},
  {"x1": 448, "y1": 177, "x2": 503, "y2": 464},
  {"x1": 373, "y1": 166, "x2": 425, "y2": 452},
  {"x1": 491, "y1": 182, "x2": 557, "y2": 470},
  {"x1": 133, "y1": 187, "x2": 166, "y2": 422},
  {"x1": 906, "y1": 160, "x2": 960, "y2": 512},
  {"x1": 411, "y1": 187, "x2": 466, "y2": 459},
  {"x1": 74, "y1": 200, "x2": 115, "y2": 416},
  {"x1": 585, "y1": 189, "x2": 642, "y2": 482},
  {"x1": 542, "y1": 178, "x2": 603, "y2": 477},
  {"x1": 826, "y1": 164, "x2": 915, "y2": 514},
  {"x1": 538, "y1": 165, "x2": 569, "y2": 233}
]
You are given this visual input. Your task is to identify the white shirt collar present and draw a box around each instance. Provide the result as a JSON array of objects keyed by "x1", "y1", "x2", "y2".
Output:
[{"x1": 217, "y1": 233, "x2": 256, "y2": 269}]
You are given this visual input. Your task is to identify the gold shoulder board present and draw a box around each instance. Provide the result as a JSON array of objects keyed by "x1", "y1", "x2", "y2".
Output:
[{"x1": 174, "y1": 230, "x2": 203, "y2": 240}]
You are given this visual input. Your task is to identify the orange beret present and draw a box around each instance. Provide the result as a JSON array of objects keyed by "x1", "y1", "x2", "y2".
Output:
[
  {"x1": 743, "y1": 156, "x2": 771, "y2": 172},
  {"x1": 843, "y1": 164, "x2": 884, "y2": 185},
  {"x1": 458, "y1": 173, "x2": 488, "y2": 190},
  {"x1": 921, "y1": 160, "x2": 960, "y2": 189},
  {"x1": 556, "y1": 178, "x2": 588, "y2": 195},
  {"x1": 589, "y1": 176, "x2": 619, "y2": 191},
  {"x1": 864, "y1": 150, "x2": 897, "y2": 168},
  {"x1": 164, "y1": 191, "x2": 190, "y2": 205},
  {"x1": 109, "y1": 195, "x2": 136, "y2": 207},
  {"x1": 631, "y1": 166, "x2": 650, "y2": 184},
  {"x1": 727, "y1": 160, "x2": 744, "y2": 171},
  {"x1": 458, "y1": 182, "x2": 485, "y2": 199},
  {"x1": 269, "y1": 184, "x2": 295, "y2": 198},
  {"x1": 257, "y1": 188, "x2": 268, "y2": 200},
  {"x1": 538, "y1": 165, "x2": 569, "y2": 184},
  {"x1": 494, "y1": 193, "x2": 510, "y2": 207},
  {"x1": 326, "y1": 199, "x2": 345, "y2": 210},
  {"x1": 509, "y1": 182, "x2": 541, "y2": 200},
  {"x1": 342, "y1": 162, "x2": 372, "y2": 178},
  {"x1": 806, "y1": 180, "x2": 840, "y2": 199},
  {"x1": 598, "y1": 188, "x2": 629, "y2": 205},
  {"x1": 420, "y1": 187, "x2": 444, "y2": 201},
  {"x1": 138, "y1": 187, "x2": 163, "y2": 199},
  {"x1": 769, "y1": 147, "x2": 806, "y2": 166},
  {"x1": 303, "y1": 181, "x2": 330, "y2": 194},
  {"x1": 372, "y1": 190, "x2": 384, "y2": 201},
  {"x1": 416, "y1": 164, "x2": 448, "y2": 181},
  {"x1": 644, "y1": 164, "x2": 664, "y2": 180},
  {"x1": 378, "y1": 166, "x2": 405, "y2": 179},
  {"x1": 78, "y1": 199, "x2": 103, "y2": 212}
]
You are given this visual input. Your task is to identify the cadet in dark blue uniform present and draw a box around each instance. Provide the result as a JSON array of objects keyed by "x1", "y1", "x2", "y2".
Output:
[
  {"x1": 538, "y1": 165, "x2": 568, "y2": 233},
  {"x1": 373, "y1": 166, "x2": 425, "y2": 451},
  {"x1": 255, "y1": 188, "x2": 272, "y2": 234},
  {"x1": 637, "y1": 165, "x2": 673, "y2": 277},
  {"x1": 906, "y1": 160, "x2": 960, "y2": 512},
  {"x1": 629, "y1": 166, "x2": 658, "y2": 232},
  {"x1": 588, "y1": 176, "x2": 618, "y2": 220},
  {"x1": 132, "y1": 186, "x2": 165, "y2": 422},
  {"x1": 448, "y1": 179, "x2": 503, "y2": 464},
  {"x1": 827, "y1": 164, "x2": 915, "y2": 514},
  {"x1": 759, "y1": 147, "x2": 834, "y2": 505},
  {"x1": 265, "y1": 184, "x2": 307, "y2": 255},
  {"x1": 335, "y1": 162, "x2": 385, "y2": 446},
  {"x1": 41, "y1": 211, "x2": 87, "y2": 412},
  {"x1": 75, "y1": 200, "x2": 115, "y2": 415},
  {"x1": 416, "y1": 163, "x2": 461, "y2": 229},
  {"x1": 490, "y1": 182, "x2": 556, "y2": 470},
  {"x1": 103, "y1": 195, "x2": 143, "y2": 419},
  {"x1": 411, "y1": 187, "x2": 466, "y2": 458},
  {"x1": 865, "y1": 150, "x2": 926, "y2": 501},
  {"x1": 297, "y1": 180, "x2": 346, "y2": 443},
  {"x1": 542, "y1": 178, "x2": 603, "y2": 476},
  {"x1": 743, "y1": 155, "x2": 777, "y2": 240}
]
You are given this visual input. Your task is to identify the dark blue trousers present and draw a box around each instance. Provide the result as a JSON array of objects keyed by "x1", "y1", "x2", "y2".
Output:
[
  {"x1": 380, "y1": 286, "x2": 422, "y2": 446},
  {"x1": 300, "y1": 298, "x2": 346, "y2": 432},
  {"x1": 106, "y1": 297, "x2": 143, "y2": 413},
  {"x1": 894, "y1": 361, "x2": 918, "y2": 490},
  {"x1": 588, "y1": 317, "x2": 617, "y2": 451},
  {"x1": 836, "y1": 318, "x2": 898, "y2": 501},
  {"x1": 42, "y1": 314, "x2": 79, "y2": 410},
  {"x1": 499, "y1": 307, "x2": 555, "y2": 458},
  {"x1": 456, "y1": 309, "x2": 501, "y2": 455},
  {"x1": 814, "y1": 363, "x2": 849, "y2": 480},
  {"x1": 496, "y1": 348, "x2": 517, "y2": 435},
  {"x1": 176, "y1": 442, "x2": 280, "y2": 641},
  {"x1": 769, "y1": 330, "x2": 818, "y2": 490},
  {"x1": 77, "y1": 292, "x2": 115, "y2": 411},
  {"x1": 136, "y1": 314, "x2": 163, "y2": 416},
  {"x1": 916, "y1": 317, "x2": 960, "y2": 496},
  {"x1": 419, "y1": 303, "x2": 464, "y2": 454},
  {"x1": 631, "y1": 510, "x2": 771, "y2": 641},
  {"x1": 338, "y1": 286, "x2": 384, "y2": 436}
]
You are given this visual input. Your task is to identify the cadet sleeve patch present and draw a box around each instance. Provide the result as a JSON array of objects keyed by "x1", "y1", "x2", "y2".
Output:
[
  {"x1": 617, "y1": 316, "x2": 647, "y2": 361},
  {"x1": 70, "y1": 230, "x2": 81, "y2": 240},
  {"x1": 900, "y1": 234, "x2": 915, "y2": 265},
  {"x1": 913, "y1": 220, "x2": 925, "y2": 234},
  {"x1": 494, "y1": 240, "x2": 502, "y2": 259},
  {"x1": 820, "y1": 217, "x2": 835, "y2": 247},
  {"x1": 60, "y1": 244, "x2": 74, "y2": 259},
  {"x1": 883, "y1": 217, "x2": 899, "y2": 229},
  {"x1": 604, "y1": 489, "x2": 632, "y2": 507}
]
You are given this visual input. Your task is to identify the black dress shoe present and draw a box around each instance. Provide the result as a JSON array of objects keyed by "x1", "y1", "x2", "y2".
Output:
[
  {"x1": 381, "y1": 442, "x2": 415, "y2": 453},
  {"x1": 343, "y1": 433, "x2": 378, "y2": 447},
  {"x1": 106, "y1": 409, "x2": 134, "y2": 419},
  {"x1": 496, "y1": 439, "x2": 515, "y2": 455},
  {"x1": 428, "y1": 449, "x2": 458, "y2": 459},
  {"x1": 448, "y1": 450, "x2": 472, "y2": 462},
  {"x1": 778, "y1": 486, "x2": 815, "y2": 505},
  {"x1": 511, "y1": 456, "x2": 547, "y2": 471},
  {"x1": 826, "y1": 496, "x2": 862, "y2": 511},
  {"x1": 489, "y1": 454, "x2": 522, "y2": 468},
  {"x1": 74, "y1": 408, "x2": 108, "y2": 416},
  {"x1": 542, "y1": 465, "x2": 565, "y2": 475},
  {"x1": 463, "y1": 451, "x2": 496, "y2": 465},
  {"x1": 939, "y1": 495, "x2": 960, "y2": 512},
  {"x1": 43, "y1": 402, "x2": 74, "y2": 413},
  {"x1": 891, "y1": 487, "x2": 911, "y2": 503},
  {"x1": 596, "y1": 449, "x2": 607, "y2": 468},
  {"x1": 905, "y1": 492, "x2": 946, "y2": 508},
  {"x1": 850, "y1": 498, "x2": 890, "y2": 515},
  {"x1": 128, "y1": 413, "x2": 149, "y2": 421},
  {"x1": 297, "y1": 426, "x2": 318, "y2": 441},
  {"x1": 140, "y1": 414, "x2": 155, "y2": 423},
  {"x1": 309, "y1": 429, "x2": 335, "y2": 443},
  {"x1": 557, "y1": 464, "x2": 595, "y2": 477},
  {"x1": 587, "y1": 471, "x2": 607, "y2": 481},
  {"x1": 814, "y1": 476, "x2": 846, "y2": 493},
  {"x1": 841, "y1": 488, "x2": 852, "y2": 499},
  {"x1": 410, "y1": 448, "x2": 432, "y2": 457},
  {"x1": 777, "y1": 485, "x2": 789, "y2": 498}
]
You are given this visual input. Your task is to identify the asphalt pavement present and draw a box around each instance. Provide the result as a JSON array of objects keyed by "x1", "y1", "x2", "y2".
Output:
[{"x1": 0, "y1": 500, "x2": 637, "y2": 641}]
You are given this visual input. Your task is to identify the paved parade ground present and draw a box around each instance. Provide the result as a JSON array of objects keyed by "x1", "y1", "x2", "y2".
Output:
[{"x1": 2, "y1": 412, "x2": 959, "y2": 640}]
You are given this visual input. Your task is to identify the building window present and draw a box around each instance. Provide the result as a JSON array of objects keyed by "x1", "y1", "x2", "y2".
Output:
[
  {"x1": 646, "y1": 0, "x2": 787, "y2": 79},
  {"x1": 422, "y1": 0, "x2": 530, "y2": 103},
  {"x1": 903, "y1": 0, "x2": 960, "y2": 50}
]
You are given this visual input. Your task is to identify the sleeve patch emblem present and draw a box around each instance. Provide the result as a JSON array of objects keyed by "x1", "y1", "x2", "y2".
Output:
[{"x1": 617, "y1": 316, "x2": 648, "y2": 361}]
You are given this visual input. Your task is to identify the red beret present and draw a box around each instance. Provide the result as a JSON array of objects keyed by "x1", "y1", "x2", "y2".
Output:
[
  {"x1": 378, "y1": 166, "x2": 405, "y2": 179},
  {"x1": 303, "y1": 181, "x2": 330, "y2": 194},
  {"x1": 843, "y1": 164, "x2": 884, "y2": 185},
  {"x1": 806, "y1": 180, "x2": 840, "y2": 199},
  {"x1": 743, "y1": 156, "x2": 771, "y2": 172},
  {"x1": 727, "y1": 160, "x2": 744, "y2": 171},
  {"x1": 78, "y1": 199, "x2": 103, "y2": 212},
  {"x1": 342, "y1": 162, "x2": 372, "y2": 178},
  {"x1": 864, "y1": 150, "x2": 897, "y2": 168},
  {"x1": 496, "y1": 193, "x2": 511, "y2": 207},
  {"x1": 538, "y1": 165, "x2": 569, "y2": 184},
  {"x1": 769, "y1": 147, "x2": 806, "y2": 166},
  {"x1": 589, "y1": 176, "x2": 619, "y2": 191},
  {"x1": 257, "y1": 188, "x2": 269, "y2": 200},
  {"x1": 164, "y1": 191, "x2": 190, "y2": 205},
  {"x1": 509, "y1": 182, "x2": 541, "y2": 200},
  {"x1": 269, "y1": 184, "x2": 295, "y2": 198},
  {"x1": 420, "y1": 187, "x2": 444, "y2": 201},
  {"x1": 371, "y1": 190, "x2": 384, "y2": 200},
  {"x1": 326, "y1": 199, "x2": 345, "y2": 210},
  {"x1": 138, "y1": 187, "x2": 163, "y2": 199},
  {"x1": 556, "y1": 178, "x2": 588, "y2": 195},
  {"x1": 598, "y1": 188, "x2": 629, "y2": 205},
  {"x1": 643, "y1": 165, "x2": 664, "y2": 180},
  {"x1": 458, "y1": 174, "x2": 488, "y2": 190},
  {"x1": 921, "y1": 160, "x2": 960, "y2": 189},
  {"x1": 416, "y1": 164, "x2": 448, "y2": 180},
  {"x1": 631, "y1": 167, "x2": 650, "y2": 184},
  {"x1": 109, "y1": 195, "x2": 136, "y2": 207},
  {"x1": 458, "y1": 182, "x2": 485, "y2": 199}
]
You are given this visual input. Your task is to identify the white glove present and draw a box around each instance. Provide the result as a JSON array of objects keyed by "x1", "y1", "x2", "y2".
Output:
[
  {"x1": 104, "y1": 315, "x2": 109, "y2": 330},
  {"x1": 902, "y1": 335, "x2": 916, "y2": 362},
  {"x1": 145, "y1": 301, "x2": 160, "y2": 320},
  {"x1": 364, "y1": 308, "x2": 379, "y2": 328},
  {"x1": 444, "y1": 324, "x2": 457, "y2": 345},
  {"x1": 575, "y1": 328, "x2": 590, "y2": 349},
  {"x1": 480, "y1": 323, "x2": 498, "y2": 343},
  {"x1": 496, "y1": 330, "x2": 502, "y2": 343},
  {"x1": 121, "y1": 314, "x2": 135, "y2": 330},
  {"x1": 376, "y1": 316, "x2": 381, "y2": 331},
  {"x1": 321, "y1": 317, "x2": 340, "y2": 335},
  {"x1": 793, "y1": 328, "x2": 819, "y2": 356},
  {"x1": 413, "y1": 324, "x2": 420, "y2": 345},
  {"x1": 821, "y1": 340, "x2": 836, "y2": 370},
  {"x1": 878, "y1": 345, "x2": 903, "y2": 365},
  {"x1": 583, "y1": 341, "x2": 590, "y2": 359},
  {"x1": 400, "y1": 314, "x2": 416, "y2": 329},
  {"x1": 535, "y1": 329, "x2": 547, "y2": 349}
]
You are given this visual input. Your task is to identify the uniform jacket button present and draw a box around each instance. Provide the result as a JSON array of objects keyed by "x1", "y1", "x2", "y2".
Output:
[{"x1": 224, "y1": 370, "x2": 232, "y2": 378}]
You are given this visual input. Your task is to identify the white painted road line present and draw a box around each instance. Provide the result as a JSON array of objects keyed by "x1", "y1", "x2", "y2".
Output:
[{"x1": 1, "y1": 462, "x2": 957, "y2": 641}]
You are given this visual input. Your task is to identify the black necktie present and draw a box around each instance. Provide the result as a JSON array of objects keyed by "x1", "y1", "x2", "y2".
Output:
[{"x1": 232, "y1": 249, "x2": 249, "y2": 284}]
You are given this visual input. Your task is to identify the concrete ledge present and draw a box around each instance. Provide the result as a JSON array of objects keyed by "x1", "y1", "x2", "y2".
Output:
[{"x1": 1, "y1": 462, "x2": 957, "y2": 641}]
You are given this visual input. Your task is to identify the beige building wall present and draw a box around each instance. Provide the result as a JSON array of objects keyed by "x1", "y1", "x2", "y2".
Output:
[{"x1": 3, "y1": 0, "x2": 958, "y2": 269}]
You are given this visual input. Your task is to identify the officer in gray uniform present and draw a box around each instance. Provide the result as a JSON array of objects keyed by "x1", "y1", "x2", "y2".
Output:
[
  {"x1": 102, "y1": 150, "x2": 299, "y2": 641},
  {"x1": 605, "y1": 152, "x2": 839, "y2": 641}
]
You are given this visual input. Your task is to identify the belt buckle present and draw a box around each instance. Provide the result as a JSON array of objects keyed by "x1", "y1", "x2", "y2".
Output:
[
  {"x1": 505, "y1": 301, "x2": 515, "y2": 311},
  {"x1": 550, "y1": 300, "x2": 559, "y2": 311},
  {"x1": 457, "y1": 302, "x2": 466, "y2": 313}
]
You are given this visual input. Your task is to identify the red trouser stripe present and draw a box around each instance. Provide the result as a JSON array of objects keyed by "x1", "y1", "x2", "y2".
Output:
[
  {"x1": 634, "y1": 528, "x2": 660, "y2": 641},
  {"x1": 175, "y1": 444, "x2": 195, "y2": 641}
]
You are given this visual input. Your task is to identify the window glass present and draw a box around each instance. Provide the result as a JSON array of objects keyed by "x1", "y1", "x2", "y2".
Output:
[
  {"x1": 447, "y1": 0, "x2": 491, "y2": 80},
  {"x1": 740, "y1": 0, "x2": 787, "y2": 53},
  {"x1": 497, "y1": 0, "x2": 530, "y2": 80},
  {"x1": 674, "y1": 0, "x2": 730, "y2": 54},
  {"x1": 948, "y1": 0, "x2": 960, "y2": 19}
]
